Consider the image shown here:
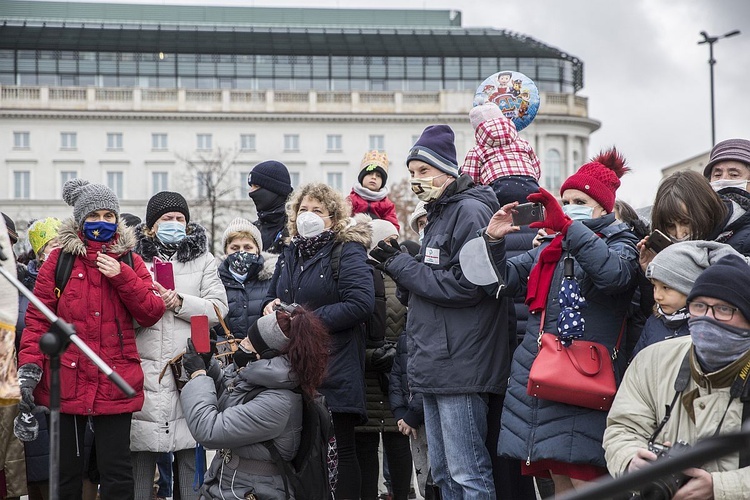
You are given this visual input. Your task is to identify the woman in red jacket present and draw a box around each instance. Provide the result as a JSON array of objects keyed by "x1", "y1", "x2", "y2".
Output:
[{"x1": 17, "y1": 179, "x2": 166, "y2": 500}]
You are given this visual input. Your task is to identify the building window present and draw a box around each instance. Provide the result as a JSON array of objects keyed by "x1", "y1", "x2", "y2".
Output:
[
  {"x1": 411, "y1": 135, "x2": 421, "y2": 146},
  {"x1": 61, "y1": 171, "x2": 77, "y2": 187},
  {"x1": 239, "y1": 171, "x2": 250, "y2": 199},
  {"x1": 240, "y1": 134, "x2": 256, "y2": 152},
  {"x1": 13, "y1": 171, "x2": 30, "y2": 199},
  {"x1": 326, "y1": 134, "x2": 342, "y2": 152},
  {"x1": 544, "y1": 149, "x2": 563, "y2": 192},
  {"x1": 197, "y1": 134, "x2": 213, "y2": 151},
  {"x1": 61, "y1": 132, "x2": 77, "y2": 150},
  {"x1": 283, "y1": 134, "x2": 300, "y2": 152},
  {"x1": 107, "y1": 133, "x2": 123, "y2": 151},
  {"x1": 107, "y1": 171, "x2": 124, "y2": 198},
  {"x1": 290, "y1": 172, "x2": 300, "y2": 188},
  {"x1": 326, "y1": 172, "x2": 343, "y2": 192},
  {"x1": 13, "y1": 132, "x2": 30, "y2": 149},
  {"x1": 152, "y1": 171, "x2": 168, "y2": 195},
  {"x1": 196, "y1": 172, "x2": 211, "y2": 199},
  {"x1": 369, "y1": 135, "x2": 385, "y2": 151},
  {"x1": 152, "y1": 133, "x2": 168, "y2": 151}
]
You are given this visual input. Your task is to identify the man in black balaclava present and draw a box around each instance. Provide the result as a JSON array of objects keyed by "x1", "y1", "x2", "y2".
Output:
[{"x1": 247, "y1": 160, "x2": 293, "y2": 254}]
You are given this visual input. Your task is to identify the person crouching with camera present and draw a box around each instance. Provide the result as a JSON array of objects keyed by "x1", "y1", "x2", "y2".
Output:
[
  {"x1": 180, "y1": 304, "x2": 329, "y2": 499},
  {"x1": 604, "y1": 254, "x2": 750, "y2": 499}
]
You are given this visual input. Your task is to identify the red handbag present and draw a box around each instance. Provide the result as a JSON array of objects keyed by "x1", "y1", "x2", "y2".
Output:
[{"x1": 527, "y1": 310, "x2": 624, "y2": 411}]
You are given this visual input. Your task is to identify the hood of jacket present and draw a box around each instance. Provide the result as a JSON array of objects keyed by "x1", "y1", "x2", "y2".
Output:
[
  {"x1": 428, "y1": 174, "x2": 500, "y2": 216},
  {"x1": 57, "y1": 217, "x2": 136, "y2": 257},
  {"x1": 475, "y1": 116, "x2": 518, "y2": 149},
  {"x1": 134, "y1": 222, "x2": 208, "y2": 263},
  {"x1": 718, "y1": 188, "x2": 750, "y2": 233},
  {"x1": 236, "y1": 355, "x2": 299, "y2": 390}
]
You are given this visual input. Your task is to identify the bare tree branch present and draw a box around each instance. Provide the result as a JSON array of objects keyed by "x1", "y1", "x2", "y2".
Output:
[
  {"x1": 175, "y1": 147, "x2": 244, "y2": 254},
  {"x1": 389, "y1": 178, "x2": 419, "y2": 240}
]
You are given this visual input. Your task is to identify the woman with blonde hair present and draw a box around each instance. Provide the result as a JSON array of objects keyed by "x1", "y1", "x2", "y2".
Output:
[{"x1": 263, "y1": 182, "x2": 375, "y2": 499}]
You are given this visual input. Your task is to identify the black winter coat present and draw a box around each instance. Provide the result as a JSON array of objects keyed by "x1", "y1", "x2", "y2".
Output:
[
  {"x1": 384, "y1": 175, "x2": 508, "y2": 394},
  {"x1": 714, "y1": 189, "x2": 750, "y2": 256},
  {"x1": 389, "y1": 331, "x2": 423, "y2": 429},
  {"x1": 215, "y1": 253, "x2": 276, "y2": 339},
  {"x1": 264, "y1": 220, "x2": 375, "y2": 419},
  {"x1": 255, "y1": 204, "x2": 288, "y2": 255},
  {"x1": 630, "y1": 313, "x2": 690, "y2": 360}
]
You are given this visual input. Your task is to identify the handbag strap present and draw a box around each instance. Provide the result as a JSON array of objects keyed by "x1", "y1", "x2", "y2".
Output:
[
  {"x1": 538, "y1": 308, "x2": 627, "y2": 360},
  {"x1": 213, "y1": 304, "x2": 233, "y2": 339}
]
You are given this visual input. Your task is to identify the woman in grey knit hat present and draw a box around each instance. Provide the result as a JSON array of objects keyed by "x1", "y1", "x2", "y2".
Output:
[{"x1": 16, "y1": 179, "x2": 166, "y2": 499}]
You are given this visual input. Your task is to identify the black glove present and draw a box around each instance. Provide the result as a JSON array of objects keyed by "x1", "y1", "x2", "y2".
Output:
[
  {"x1": 183, "y1": 339, "x2": 209, "y2": 379},
  {"x1": 369, "y1": 239, "x2": 402, "y2": 266},
  {"x1": 370, "y1": 343, "x2": 397, "y2": 372}
]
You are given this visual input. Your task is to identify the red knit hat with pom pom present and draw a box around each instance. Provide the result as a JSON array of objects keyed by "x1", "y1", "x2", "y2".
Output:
[{"x1": 559, "y1": 148, "x2": 629, "y2": 213}]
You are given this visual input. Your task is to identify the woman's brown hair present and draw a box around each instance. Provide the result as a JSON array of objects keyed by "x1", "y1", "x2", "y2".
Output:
[
  {"x1": 285, "y1": 183, "x2": 352, "y2": 237},
  {"x1": 651, "y1": 170, "x2": 726, "y2": 240},
  {"x1": 276, "y1": 306, "x2": 330, "y2": 398}
]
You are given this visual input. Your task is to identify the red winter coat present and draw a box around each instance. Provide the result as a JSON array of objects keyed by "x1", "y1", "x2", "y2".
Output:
[
  {"x1": 19, "y1": 219, "x2": 165, "y2": 416},
  {"x1": 348, "y1": 191, "x2": 400, "y2": 230}
]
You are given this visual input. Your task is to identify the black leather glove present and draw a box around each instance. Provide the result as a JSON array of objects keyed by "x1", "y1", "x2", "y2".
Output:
[
  {"x1": 183, "y1": 339, "x2": 209, "y2": 378},
  {"x1": 369, "y1": 239, "x2": 402, "y2": 266},
  {"x1": 370, "y1": 343, "x2": 397, "y2": 372}
]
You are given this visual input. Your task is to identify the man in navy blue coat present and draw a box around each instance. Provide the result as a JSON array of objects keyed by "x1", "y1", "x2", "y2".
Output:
[{"x1": 370, "y1": 125, "x2": 508, "y2": 500}]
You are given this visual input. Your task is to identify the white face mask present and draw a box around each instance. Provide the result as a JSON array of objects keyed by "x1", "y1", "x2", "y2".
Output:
[
  {"x1": 296, "y1": 211, "x2": 326, "y2": 238},
  {"x1": 710, "y1": 179, "x2": 748, "y2": 192},
  {"x1": 418, "y1": 228, "x2": 425, "y2": 244}
]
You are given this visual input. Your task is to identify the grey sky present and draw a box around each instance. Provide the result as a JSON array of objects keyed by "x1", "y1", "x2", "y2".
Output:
[{"x1": 39, "y1": 0, "x2": 750, "y2": 207}]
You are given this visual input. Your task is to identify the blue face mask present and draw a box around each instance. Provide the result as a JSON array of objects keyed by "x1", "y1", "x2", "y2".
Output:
[
  {"x1": 156, "y1": 221, "x2": 187, "y2": 244},
  {"x1": 563, "y1": 204, "x2": 594, "y2": 221},
  {"x1": 83, "y1": 221, "x2": 117, "y2": 242}
]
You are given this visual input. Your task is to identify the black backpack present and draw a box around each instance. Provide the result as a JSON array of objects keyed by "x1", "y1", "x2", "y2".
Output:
[
  {"x1": 330, "y1": 242, "x2": 386, "y2": 348},
  {"x1": 54, "y1": 251, "x2": 134, "y2": 298},
  {"x1": 244, "y1": 387, "x2": 338, "y2": 500}
]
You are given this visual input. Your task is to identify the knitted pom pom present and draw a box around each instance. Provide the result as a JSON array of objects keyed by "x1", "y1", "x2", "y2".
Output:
[
  {"x1": 591, "y1": 147, "x2": 630, "y2": 179},
  {"x1": 62, "y1": 178, "x2": 90, "y2": 207}
]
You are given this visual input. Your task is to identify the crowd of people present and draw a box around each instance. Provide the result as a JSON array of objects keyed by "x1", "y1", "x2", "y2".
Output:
[{"x1": 1, "y1": 98, "x2": 750, "y2": 500}]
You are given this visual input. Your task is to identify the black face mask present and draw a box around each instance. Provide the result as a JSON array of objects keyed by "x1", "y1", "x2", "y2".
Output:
[
  {"x1": 234, "y1": 344, "x2": 258, "y2": 368},
  {"x1": 248, "y1": 187, "x2": 284, "y2": 212}
]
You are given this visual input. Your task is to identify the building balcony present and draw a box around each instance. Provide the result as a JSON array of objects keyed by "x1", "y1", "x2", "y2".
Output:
[{"x1": 0, "y1": 85, "x2": 590, "y2": 117}]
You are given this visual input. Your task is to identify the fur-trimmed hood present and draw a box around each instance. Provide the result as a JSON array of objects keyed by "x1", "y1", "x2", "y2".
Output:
[
  {"x1": 134, "y1": 222, "x2": 208, "y2": 263},
  {"x1": 334, "y1": 213, "x2": 372, "y2": 249},
  {"x1": 57, "y1": 217, "x2": 136, "y2": 257}
]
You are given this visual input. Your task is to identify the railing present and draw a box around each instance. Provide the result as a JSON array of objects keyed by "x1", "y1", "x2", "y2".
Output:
[{"x1": 0, "y1": 85, "x2": 591, "y2": 118}]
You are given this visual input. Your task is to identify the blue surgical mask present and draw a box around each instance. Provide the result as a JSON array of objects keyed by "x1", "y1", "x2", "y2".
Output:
[
  {"x1": 563, "y1": 204, "x2": 594, "y2": 221},
  {"x1": 156, "y1": 221, "x2": 187, "y2": 244},
  {"x1": 83, "y1": 221, "x2": 117, "y2": 242}
]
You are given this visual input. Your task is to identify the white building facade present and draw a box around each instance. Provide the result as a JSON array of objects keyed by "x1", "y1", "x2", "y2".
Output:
[{"x1": 0, "y1": 1, "x2": 600, "y2": 239}]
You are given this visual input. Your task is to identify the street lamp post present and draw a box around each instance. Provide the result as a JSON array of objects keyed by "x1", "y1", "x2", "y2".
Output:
[{"x1": 698, "y1": 30, "x2": 741, "y2": 146}]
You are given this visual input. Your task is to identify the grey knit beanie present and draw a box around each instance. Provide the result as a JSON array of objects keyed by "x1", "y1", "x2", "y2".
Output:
[
  {"x1": 247, "y1": 313, "x2": 290, "y2": 359},
  {"x1": 646, "y1": 240, "x2": 743, "y2": 296},
  {"x1": 221, "y1": 217, "x2": 263, "y2": 253},
  {"x1": 62, "y1": 179, "x2": 120, "y2": 227}
]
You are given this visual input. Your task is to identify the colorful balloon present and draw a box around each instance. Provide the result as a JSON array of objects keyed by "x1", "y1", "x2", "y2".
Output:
[{"x1": 473, "y1": 71, "x2": 540, "y2": 131}]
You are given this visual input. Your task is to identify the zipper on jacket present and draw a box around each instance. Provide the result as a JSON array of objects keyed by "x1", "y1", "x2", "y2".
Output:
[
  {"x1": 115, "y1": 318, "x2": 124, "y2": 353},
  {"x1": 526, "y1": 394, "x2": 539, "y2": 466},
  {"x1": 74, "y1": 415, "x2": 80, "y2": 457}
]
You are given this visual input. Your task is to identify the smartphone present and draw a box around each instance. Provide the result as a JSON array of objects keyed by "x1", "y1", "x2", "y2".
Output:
[
  {"x1": 190, "y1": 315, "x2": 211, "y2": 354},
  {"x1": 153, "y1": 257, "x2": 175, "y2": 290},
  {"x1": 512, "y1": 202, "x2": 545, "y2": 226},
  {"x1": 645, "y1": 229, "x2": 674, "y2": 253}
]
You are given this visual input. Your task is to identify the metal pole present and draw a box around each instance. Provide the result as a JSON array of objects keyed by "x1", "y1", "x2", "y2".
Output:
[{"x1": 709, "y1": 40, "x2": 716, "y2": 146}]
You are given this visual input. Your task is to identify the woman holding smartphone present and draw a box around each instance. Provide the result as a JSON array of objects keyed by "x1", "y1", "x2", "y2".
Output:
[
  {"x1": 130, "y1": 191, "x2": 228, "y2": 500},
  {"x1": 263, "y1": 183, "x2": 375, "y2": 499}
]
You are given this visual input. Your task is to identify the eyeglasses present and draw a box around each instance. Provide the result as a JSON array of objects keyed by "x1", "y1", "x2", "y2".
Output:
[{"x1": 687, "y1": 301, "x2": 739, "y2": 322}]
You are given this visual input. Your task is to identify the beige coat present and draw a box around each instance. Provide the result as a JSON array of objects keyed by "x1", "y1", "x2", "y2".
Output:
[
  {"x1": 130, "y1": 250, "x2": 228, "y2": 453},
  {"x1": 604, "y1": 336, "x2": 750, "y2": 500}
]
